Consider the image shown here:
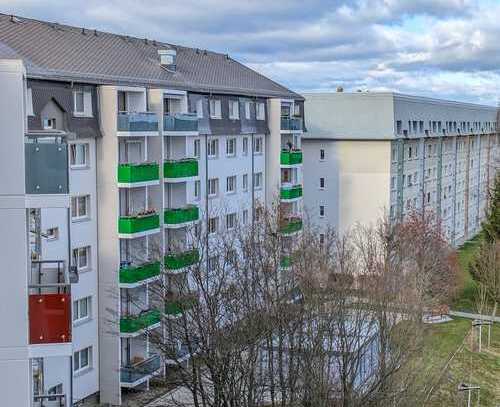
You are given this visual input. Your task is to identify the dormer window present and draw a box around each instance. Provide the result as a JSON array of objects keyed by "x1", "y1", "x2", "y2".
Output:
[
  {"x1": 43, "y1": 118, "x2": 56, "y2": 130},
  {"x1": 73, "y1": 90, "x2": 93, "y2": 117}
]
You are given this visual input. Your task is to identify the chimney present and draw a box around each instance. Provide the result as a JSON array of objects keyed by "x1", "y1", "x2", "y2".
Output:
[
  {"x1": 158, "y1": 49, "x2": 177, "y2": 71},
  {"x1": 336, "y1": 86, "x2": 344, "y2": 93}
]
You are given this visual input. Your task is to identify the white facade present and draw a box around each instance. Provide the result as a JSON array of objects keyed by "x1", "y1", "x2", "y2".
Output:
[{"x1": 303, "y1": 92, "x2": 500, "y2": 244}]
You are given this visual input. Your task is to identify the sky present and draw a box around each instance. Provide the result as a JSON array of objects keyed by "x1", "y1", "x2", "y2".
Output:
[{"x1": 1, "y1": 0, "x2": 500, "y2": 105}]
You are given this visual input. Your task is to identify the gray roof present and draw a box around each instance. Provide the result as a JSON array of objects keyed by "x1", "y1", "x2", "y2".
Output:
[{"x1": 0, "y1": 13, "x2": 302, "y2": 99}]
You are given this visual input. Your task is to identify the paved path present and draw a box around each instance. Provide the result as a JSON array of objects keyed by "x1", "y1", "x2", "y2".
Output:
[{"x1": 450, "y1": 310, "x2": 500, "y2": 323}]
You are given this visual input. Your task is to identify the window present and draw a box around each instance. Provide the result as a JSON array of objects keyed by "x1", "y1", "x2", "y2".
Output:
[
  {"x1": 73, "y1": 246, "x2": 90, "y2": 272},
  {"x1": 427, "y1": 192, "x2": 431, "y2": 204},
  {"x1": 208, "y1": 138, "x2": 219, "y2": 158},
  {"x1": 319, "y1": 177, "x2": 325, "y2": 189},
  {"x1": 242, "y1": 209, "x2": 249, "y2": 225},
  {"x1": 46, "y1": 227, "x2": 59, "y2": 241},
  {"x1": 208, "y1": 217, "x2": 219, "y2": 234},
  {"x1": 209, "y1": 99, "x2": 221, "y2": 119},
  {"x1": 253, "y1": 137, "x2": 263, "y2": 154},
  {"x1": 226, "y1": 213, "x2": 236, "y2": 230},
  {"x1": 229, "y1": 100, "x2": 239, "y2": 120},
  {"x1": 43, "y1": 118, "x2": 56, "y2": 130},
  {"x1": 319, "y1": 205, "x2": 325, "y2": 217},
  {"x1": 73, "y1": 347, "x2": 92, "y2": 374},
  {"x1": 319, "y1": 234, "x2": 325, "y2": 245},
  {"x1": 253, "y1": 172, "x2": 263, "y2": 189},
  {"x1": 26, "y1": 88, "x2": 34, "y2": 116},
  {"x1": 396, "y1": 121, "x2": 402, "y2": 135},
  {"x1": 73, "y1": 90, "x2": 92, "y2": 116},
  {"x1": 226, "y1": 175, "x2": 237, "y2": 193},
  {"x1": 117, "y1": 91, "x2": 127, "y2": 112},
  {"x1": 70, "y1": 143, "x2": 89, "y2": 168},
  {"x1": 242, "y1": 137, "x2": 249, "y2": 155},
  {"x1": 226, "y1": 138, "x2": 236, "y2": 157},
  {"x1": 293, "y1": 104, "x2": 300, "y2": 116},
  {"x1": 320, "y1": 149, "x2": 325, "y2": 160},
  {"x1": 194, "y1": 139, "x2": 201, "y2": 158},
  {"x1": 391, "y1": 176, "x2": 396, "y2": 190},
  {"x1": 208, "y1": 178, "x2": 219, "y2": 197},
  {"x1": 71, "y1": 195, "x2": 90, "y2": 221},
  {"x1": 245, "y1": 101, "x2": 251, "y2": 119},
  {"x1": 407, "y1": 174, "x2": 412, "y2": 187},
  {"x1": 196, "y1": 99, "x2": 203, "y2": 118},
  {"x1": 242, "y1": 174, "x2": 248, "y2": 191},
  {"x1": 256, "y1": 102, "x2": 265, "y2": 120},
  {"x1": 194, "y1": 180, "x2": 201, "y2": 200},
  {"x1": 208, "y1": 256, "x2": 218, "y2": 271},
  {"x1": 73, "y1": 296, "x2": 91, "y2": 323}
]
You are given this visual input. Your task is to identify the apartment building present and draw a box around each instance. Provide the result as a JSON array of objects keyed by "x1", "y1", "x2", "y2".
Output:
[
  {"x1": 0, "y1": 14, "x2": 304, "y2": 407},
  {"x1": 303, "y1": 92, "x2": 499, "y2": 245}
]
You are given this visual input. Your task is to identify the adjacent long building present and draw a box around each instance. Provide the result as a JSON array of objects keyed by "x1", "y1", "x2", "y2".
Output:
[
  {"x1": 0, "y1": 14, "x2": 304, "y2": 406},
  {"x1": 303, "y1": 92, "x2": 499, "y2": 245}
]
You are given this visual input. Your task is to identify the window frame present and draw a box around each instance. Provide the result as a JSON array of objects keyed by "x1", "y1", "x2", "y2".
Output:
[
  {"x1": 73, "y1": 246, "x2": 90, "y2": 272},
  {"x1": 70, "y1": 143, "x2": 90, "y2": 169},
  {"x1": 71, "y1": 195, "x2": 90, "y2": 221},
  {"x1": 207, "y1": 138, "x2": 219, "y2": 158},
  {"x1": 226, "y1": 137, "x2": 236, "y2": 157},
  {"x1": 229, "y1": 100, "x2": 240, "y2": 120},
  {"x1": 208, "y1": 178, "x2": 219, "y2": 197},
  {"x1": 209, "y1": 99, "x2": 222, "y2": 119},
  {"x1": 256, "y1": 102, "x2": 265, "y2": 120},
  {"x1": 73, "y1": 296, "x2": 91, "y2": 324},
  {"x1": 226, "y1": 175, "x2": 237, "y2": 194},
  {"x1": 73, "y1": 346, "x2": 92, "y2": 375}
]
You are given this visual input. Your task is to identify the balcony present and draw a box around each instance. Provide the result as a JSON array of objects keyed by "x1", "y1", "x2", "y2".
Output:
[
  {"x1": 163, "y1": 113, "x2": 198, "y2": 133},
  {"x1": 29, "y1": 260, "x2": 71, "y2": 346},
  {"x1": 33, "y1": 393, "x2": 67, "y2": 407},
  {"x1": 165, "y1": 296, "x2": 197, "y2": 319},
  {"x1": 280, "y1": 256, "x2": 292, "y2": 269},
  {"x1": 280, "y1": 150, "x2": 303, "y2": 166},
  {"x1": 280, "y1": 185, "x2": 303, "y2": 202},
  {"x1": 120, "y1": 309, "x2": 161, "y2": 336},
  {"x1": 118, "y1": 212, "x2": 160, "y2": 238},
  {"x1": 164, "y1": 205, "x2": 199, "y2": 228},
  {"x1": 280, "y1": 217, "x2": 303, "y2": 235},
  {"x1": 119, "y1": 261, "x2": 161, "y2": 288},
  {"x1": 117, "y1": 112, "x2": 158, "y2": 134},
  {"x1": 25, "y1": 135, "x2": 68, "y2": 195},
  {"x1": 281, "y1": 117, "x2": 303, "y2": 132},
  {"x1": 120, "y1": 354, "x2": 161, "y2": 388},
  {"x1": 165, "y1": 342, "x2": 199, "y2": 365},
  {"x1": 164, "y1": 158, "x2": 199, "y2": 182},
  {"x1": 164, "y1": 249, "x2": 199, "y2": 272},
  {"x1": 117, "y1": 162, "x2": 159, "y2": 187}
]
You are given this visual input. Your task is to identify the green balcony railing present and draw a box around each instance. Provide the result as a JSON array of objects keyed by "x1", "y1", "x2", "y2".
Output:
[
  {"x1": 118, "y1": 162, "x2": 159, "y2": 184},
  {"x1": 280, "y1": 256, "x2": 292, "y2": 268},
  {"x1": 280, "y1": 185, "x2": 303, "y2": 200},
  {"x1": 164, "y1": 249, "x2": 199, "y2": 271},
  {"x1": 119, "y1": 261, "x2": 161, "y2": 285},
  {"x1": 280, "y1": 218, "x2": 303, "y2": 235},
  {"x1": 117, "y1": 112, "x2": 158, "y2": 132},
  {"x1": 164, "y1": 158, "x2": 199, "y2": 179},
  {"x1": 165, "y1": 297, "x2": 197, "y2": 317},
  {"x1": 281, "y1": 117, "x2": 303, "y2": 131},
  {"x1": 164, "y1": 113, "x2": 199, "y2": 132},
  {"x1": 164, "y1": 206, "x2": 199, "y2": 226},
  {"x1": 280, "y1": 150, "x2": 303, "y2": 165},
  {"x1": 120, "y1": 309, "x2": 161, "y2": 334},
  {"x1": 118, "y1": 213, "x2": 160, "y2": 234}
]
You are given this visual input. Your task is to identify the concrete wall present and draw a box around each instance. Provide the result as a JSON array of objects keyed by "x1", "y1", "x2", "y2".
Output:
[
  {"x1": 0, "y1": 59, "x2": 31, "y2": 407},
  {"x1": 96, "y1": 85, "x2": 122, "y2": 406},
  {"x1": 303, "y1": 139, "x2": 391, "y2": 235}
]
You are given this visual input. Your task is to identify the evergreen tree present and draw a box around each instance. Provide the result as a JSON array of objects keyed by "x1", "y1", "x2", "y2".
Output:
[{"x1": 482, "y1": 173, "x2": 500, "y2": 243}]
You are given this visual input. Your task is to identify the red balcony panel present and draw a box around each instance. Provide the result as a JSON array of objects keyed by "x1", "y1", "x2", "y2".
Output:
[{"x1": 29, "y1": 294, "x2": 71, "y2": 345}]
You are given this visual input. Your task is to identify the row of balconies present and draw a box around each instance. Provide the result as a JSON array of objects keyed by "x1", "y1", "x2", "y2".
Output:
[
  {"x1": 119, "y1": 249, "x2": 200, "y2": 286},
  {"x1": 116, "y1": 112, "x2": 303, "y2": 133},
  {"x1": 117, "y1": 112, "x2": 198, "y2": 133},
  {"x1": 118, "y1": 206, "x2": 199, "y2": 234},
  {"x1": 117, "y1": 159, "x2": 199, "y2": 185}
]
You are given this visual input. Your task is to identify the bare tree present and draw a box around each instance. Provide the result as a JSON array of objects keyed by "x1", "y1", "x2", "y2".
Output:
[{"x1": 131, "y1": 206, "x2": 460, "y2": 407}]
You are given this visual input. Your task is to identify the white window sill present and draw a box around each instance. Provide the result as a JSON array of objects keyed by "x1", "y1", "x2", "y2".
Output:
[
  {"x1": 72, "y1": 216, "x2": 91, "y2": 224},
  {"x1": 210, "y1": 116, "x2": 222, "y2": 120},
  {"x1": 226, "y1": 191, "x2": 236, "y2": 195},
  {"x1": 70, "y1": 165, "x2": 90, "y2": 171},
  {"x1": 254, "y1": 186, "x2": 262, "y2": 191},
  {"x1": 73, "y1": 366, "x2": 93, "y2": 377},
  {"x1": 73, "y1": 316, "x2": 92, "y2": 328},
  {"x1": 73, "y1": 113, "x2": 94, "y2": 118},
  {"x1": 208, "y1": 194, "x2": 218, "y2": 199},
  {"x1": 229, "y1": 117, "x2": 240, "y2": 121},
  {"x1": 226, "y1": 154, "x2": 236, "y2": 158},
  {"x1": 208, "y1": 156, "x2": 218, "y2": 160},
  {"x1": 256, "y1": 118, "x2": 265, "y2": 121},
  {"x1": 253, "y1": 152, "x2": 263, "y2": 156}
]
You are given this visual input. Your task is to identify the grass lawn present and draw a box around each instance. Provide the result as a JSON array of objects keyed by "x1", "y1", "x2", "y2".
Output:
[
  {"x1": 452, "y1": 234, "x2": 483, "y2": 312},
  {"x1": 421, "y1": 318, "x2": 500, "y2": 406}
]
